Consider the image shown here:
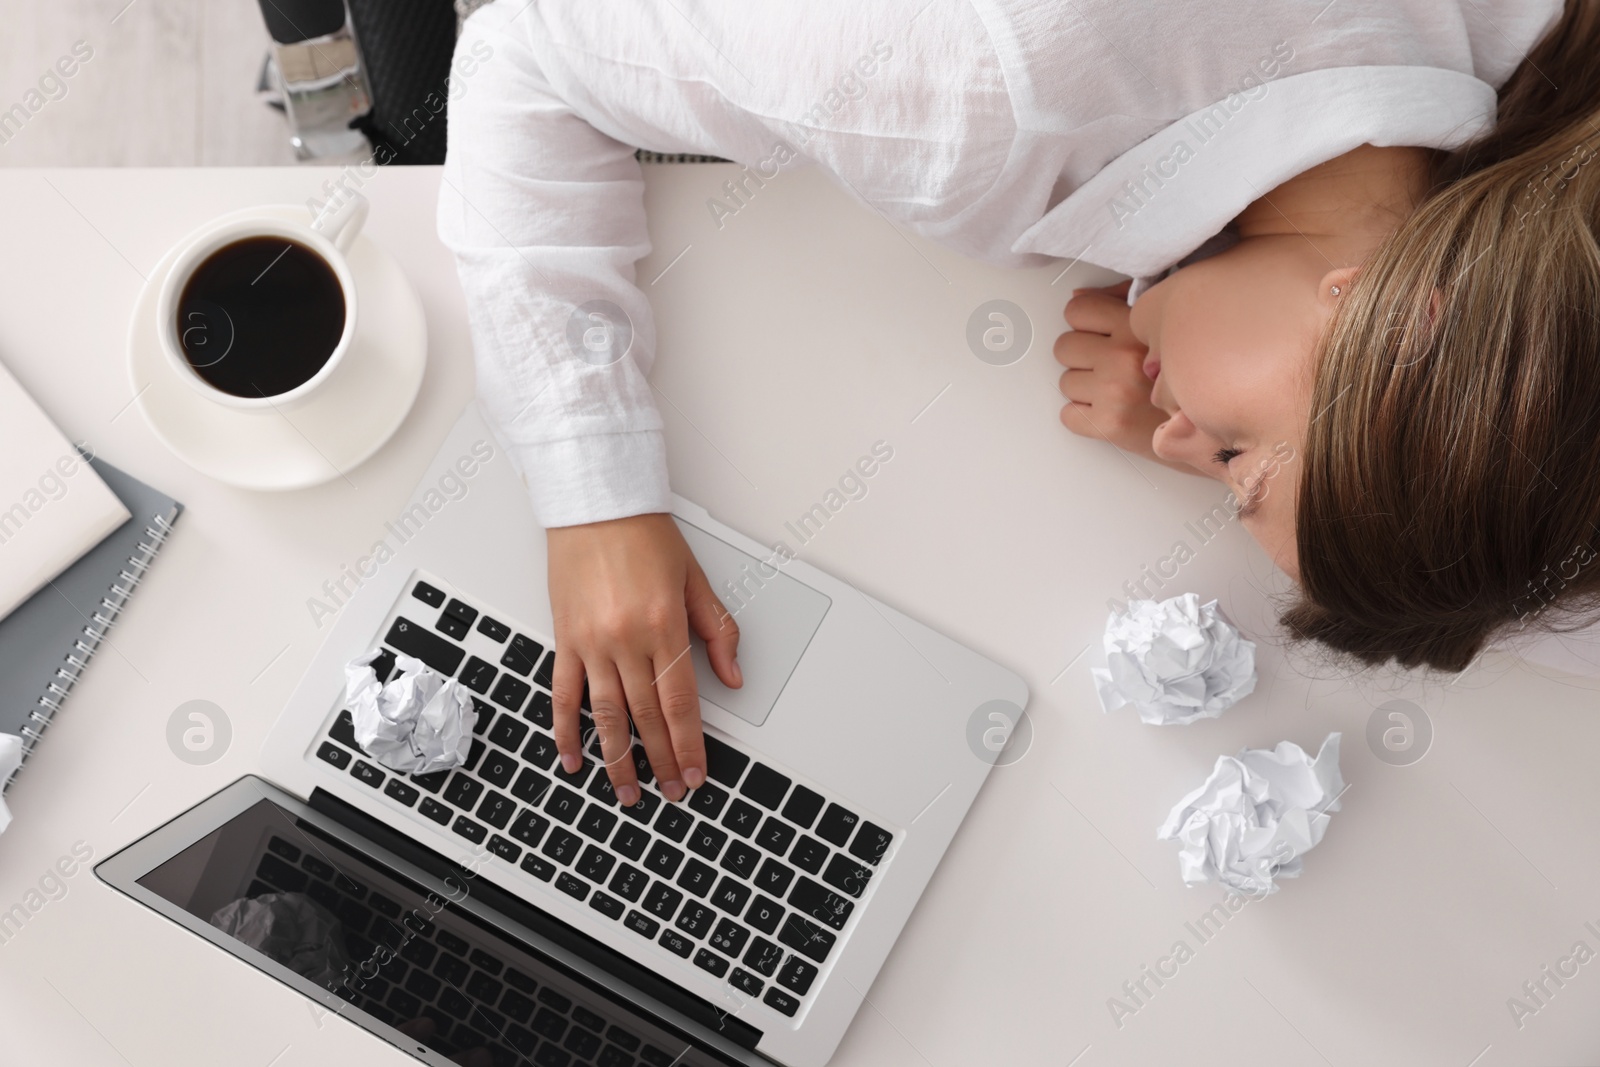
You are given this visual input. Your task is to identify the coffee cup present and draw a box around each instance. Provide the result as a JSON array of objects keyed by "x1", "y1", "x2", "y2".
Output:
[{"x1": 155, "y1": 194, "x2": 368, "y2": 411}]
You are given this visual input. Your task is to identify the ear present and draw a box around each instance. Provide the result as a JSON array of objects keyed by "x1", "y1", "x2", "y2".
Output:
[{"x1": 1318, "y1": 266, "x2": 1361, "y2": 310}]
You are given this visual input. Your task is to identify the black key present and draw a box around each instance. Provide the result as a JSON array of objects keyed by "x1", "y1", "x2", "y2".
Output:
[
  {"x1": 742, "y1": 936, "x2": 783, "y2": 977},
  {"x1": 629, "y1": 744, "x2": 654, "y2": 786},
  {"x1": 545, "y1": 786, "x2": 585, "y2": 824},
  {"x1": 434, "y1": 951, "x2": 470, "y2": 986},
  {"x1": 740, "y1": 763, "x2": 790, "y2": 810},
  {"x1": 369, "y1": 892, "x2": 402, "y2": 919},
  {"x1": 466, "y1": 971, "x2": 503, "y2": 1002},
  {"x1": 687, "y1": 781, "x2": 729, "y2": 820},
  {"x1": 300, "y1": 856, "x2": 334, "y2": 881},
  {"x1": 444, "y1": 597, "x2": 479, "y2": 627},
  {"x1": 658, "y1": 929, "x2": 693, "y2": 958},
  {"x1": 541, "y1": 827, "x2": 583, "y2": 865},
  {"x1": 524, "y1": 691, "x2": 554, "y2": 729},
  {"x1": 611, "y1": 823, "x2": 651, "y2": 861},
  {"x1": 478, "y1": 615, "x2": 511, "y2": 642},
  {"x1": 479, "y1": 749, "x2": 519, "y2": 790},
  {"x1": 565, "y1": 1028, "x2": 603, "y2": 1060},
  {"x1": 605, "y1": 1027, "x2": 641, "y2": 1052},
  {"x1": 413, "y1": 581, "x2": 446, "y2": 608},
  {"x1": 521, "y1": 854, "x2": 556, "y2": 882},
  {"x1": 777, "y1": 955, "x2": 818, "y2": 996},
  {"x1": 778, "y1": 913, "x2": 837, "y2": 963},
  {"x1": 368, "y1": 649, "x2": 397, "y2": 684},
  {"x1": 587, "y1": 771, "x2": 618, "y2": 807},
  {"x1": 491, "y1": 674, "x2": 533, "y2": 714},
  {"x1": 438, "y1": 987, "x2": 472, "y2": 1019},
  {"x1": 471, "y1": 698, "x2": 494, "y2": 736},
  {"x1": 763, "y1": 987, "x2": 800, "y2": 1017},
  {"x1": 460, "y1": 656, "x2": 498, "y2": 694},
  {"x1": 576, "y1": 845, "x2": 616, "y2": 884},
  {"x1": 531, "y1": 1006, "x2": 568, "y2": 1040},
  {"x1": 654, "y1": 805, "x2": 694, "y2": 843},
  {"x1": 400, "y1": 938, "x2": 437, "y2": 968},
  {"x1": 329, "y1": 710, "x2": 362, "y2": 750},
  {"x1": 789, "y1": 876, "x2": 854, "y2": 930},
  {"x1": 444, "y1": 773, "x2": 485, "y2": 811},
  {"x1": 501, "y1": 634, "x2": 544, "y2": 677},
  {"x1": 537, "y1": 986, "x2": 572, "y2": 1011},
  {"x1": 608, "y1": 864, "x2": 648, "y2": 903},
  {"x1": 623, "y1": 910, "x2": 660, "y2": 939},
  {"x1": 306, "y1": 880, "x2": 340, "y2": 911},
  {"x1": 452, "y1": 816, "x2": 488, "y2": 844},
  {"x1": 384, "y1": 779, "x2": 420, "y2": 807},
  {"x1": 511, "y1": 768, "x2": 553, "y2": 807},
  {"x1": 412, "y1": 769, "x2": 449, "y2": 794},
  {"x1": 755, "y1": 817, "x2": 796, "y2": 856},
  {"x1": 644, "y1": 841, "x2": 684, "y2": 879},
  {"x1": 522, "y1": 734, "x2": 559, "y2": 771},
  {"x1": 676, "y1": 859, "x2": 717, "y2": 899},
  {"x1": 501, "y1": 988, "x2": 535, "y2": 1024},
  {"x1": 710, "y1": 877, "x2": 751, "y2": 915},
  {"x1": 676, "y1": 901, "x2": 716, "y2": 938},
  {"x1": 589, "y1": 891, "x2": 625, "y2": 921},
  {"x1": 256, "y1": 854, "x2": 307, "y2": 892},
  {"x1": 728, "y1": 968, "x2": 763, "y2": 997},
  {"x1": 419, "y1": 797, "x2": 452, "y2": 825},
  {"x1": 554, "y1": 756, "x2": 592, "y2": 788},
  {"x1": 463, "y1": 738, "x2": 486, "y2": 772},
  {"x1": 405, "y1": 969, "x2": 442, "y2": 1001},
  {"x1": 317, "y1": 742, "x2": 352, "y2": 769},
  {"x1": 335, "y1": 897, "x2": 371, "y2": 932},
  {"x1": 687, "y1": 824, "x2": 727, "y2": 862},
  {"x1": 533, "y1": 651, "x2": 556, "y2": 690},
  {"x1": 702, "y1": 734, "x2": 749, "y2": 787},
  {"x1": 487, "y1": 835, "x2": 521, "y2": 862},
  {"x1": 693, "y1": 948, "x2": 729, "y2": 978},
  {"x1": 642, "y1": 882, "x2": 682, "y2": 920},
  {"x1": 815, "y1": 803, "x2": 859, "y2": 847},
  {"x1": 849, "y1": 821, "x2": 893, "y2": 865},
  {"x1": 436, "y1": 613, "x2": 469, "y2": 640},
  {"x1": 477, "y1": 790, "x2": 516, "y2": 830},
  {"x1": 387, "y1": 986, "x2": 423, "y2": 1018},
  {"x1": 619, "y1": 790, "x2": 661, "y2": 824},
  {"x1": 573, "y1": 1005, "x2": 606, "y2": 1031},
  {"x1": 722, "y1": 799, "x2": 761, "y2": 838},
  {"x1": 744, "y1": 896, "x2": 783, "y2": 936},
  {"x1": 386, "y1": 617, "x2": 465, "y2": 675},
  {"x1": 578, "y1": 805, "x2": 619, "y2": 842},
  {"x1": 709, "y1": 918, "x2": 750, "y2": 958},
  {"x1": 555, "y1": 872, "x2": 590, "y2": 901},
  {"x1": 720, "y1": 839, "x2": 761, "y2": 880},
  {"x1": 507, "y1": 1025, "x2": 539, "y2": 1056},
  {"x1": 488, "y1": 714, "x2": 530, "y2": 753},
  {"x1": 754, "y1": 857, "x2": 796, "y2": 898},
  {"x1": 823, "y1": 853, "x2": 873, "y2": 897},
  {"x1": 401, "y1": 913, "x2": 433, "y2": 937},
  {"x1": 790, "y1": 835, "x2": 828, "y2": 875},
  {"x1": 504, "y1": 966, "x2": 537, "y2": 994}
]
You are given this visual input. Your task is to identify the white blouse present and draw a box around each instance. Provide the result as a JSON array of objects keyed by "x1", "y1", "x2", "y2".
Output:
[{"x1": 438, "y1": 0, "x2": 1561, "y2": 527}]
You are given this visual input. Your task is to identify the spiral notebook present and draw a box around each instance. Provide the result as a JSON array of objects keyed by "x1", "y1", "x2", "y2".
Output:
[{"x1": 0, "y1": 453, "x2": 181, "y2": 789}]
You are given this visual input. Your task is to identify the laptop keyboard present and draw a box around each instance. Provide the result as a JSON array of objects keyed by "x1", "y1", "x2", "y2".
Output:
[
  {"x1": 248, "y1": 834, "x2": 680, "y2": 1066},
  {"x1": 310, "y1": 576, "x2": 896, "y2": 1021}
]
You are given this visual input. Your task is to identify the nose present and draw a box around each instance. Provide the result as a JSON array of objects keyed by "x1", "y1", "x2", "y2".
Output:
[{"x1": 1149, "y1": 408, "x2": 1211, "y2": 467}]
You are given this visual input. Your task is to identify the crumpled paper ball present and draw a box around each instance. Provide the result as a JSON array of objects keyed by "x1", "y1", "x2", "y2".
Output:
[
  {"x1": 210, "y1": 891, "x2": 350, "y2": 989},
  {"x1": 345, "y1": 649, "x2": 477, "y2": 775},
  {"x1": 1156, "y1": 732, "x2": 1344, "y2": 896},
  {"x1": 1091, "y1": 593, "x2": 1257, "y2": 724}
]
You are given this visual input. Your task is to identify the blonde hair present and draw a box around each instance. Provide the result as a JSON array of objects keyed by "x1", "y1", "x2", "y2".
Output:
[{"x1": 1284, "y1": 0, "x2": 1600, "y2": 671}]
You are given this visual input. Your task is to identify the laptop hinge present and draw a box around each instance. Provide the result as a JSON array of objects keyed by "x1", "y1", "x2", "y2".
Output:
[{"x1": 308, "y1": 786, "x2": 768, "y2": 1057}]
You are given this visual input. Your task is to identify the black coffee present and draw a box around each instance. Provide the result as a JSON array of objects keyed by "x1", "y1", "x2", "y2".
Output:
[{"x1": 176, "y1": 236, "x2": 346, "y2": 398}]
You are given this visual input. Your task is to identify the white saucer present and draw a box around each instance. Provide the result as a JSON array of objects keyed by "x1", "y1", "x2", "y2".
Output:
[{"x1": 128, "y1": 204, "x2": 427, "y2": 491}]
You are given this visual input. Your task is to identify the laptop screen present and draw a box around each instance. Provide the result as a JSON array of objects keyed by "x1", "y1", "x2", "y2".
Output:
[{"x1": 135, "y1": 795, "x2": 736, "y2": 1066}]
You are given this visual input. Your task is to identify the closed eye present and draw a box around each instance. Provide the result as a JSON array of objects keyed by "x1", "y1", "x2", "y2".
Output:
[{"x1": 1212, "y1": 447, "x2": 1242, "y2": 466}]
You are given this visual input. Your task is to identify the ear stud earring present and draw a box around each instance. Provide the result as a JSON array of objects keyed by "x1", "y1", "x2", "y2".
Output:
[{"x1": 1330, "y1": 285, "x2": 1342, "y2": 296}]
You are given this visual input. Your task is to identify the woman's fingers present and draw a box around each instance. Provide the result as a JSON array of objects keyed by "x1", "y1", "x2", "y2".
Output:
[
  {"x1": 1062, "y1": 285, "x2": 1135, "y2": 337},
  {"x1": 585, "y1": 660, "x2": 638, "y2": 803},
  {"x1": 685, "y1": 558, "x2": 741, "y2": 690},
  {"x1": 550, "y1": 647, "x2": 588, "y2": 775},
  {"x1": 619, "y1": 656, "x2": 687, "y2": 801}
]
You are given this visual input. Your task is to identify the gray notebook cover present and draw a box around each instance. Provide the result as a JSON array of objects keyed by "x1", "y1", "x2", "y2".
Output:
[{"x1": 0, "y1": 453, "x2": 181, "y2": 785}]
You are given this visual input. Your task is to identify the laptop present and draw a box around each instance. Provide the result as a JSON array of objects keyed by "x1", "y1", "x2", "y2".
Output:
[{"x1": 97, "y1": 402, "x2": 1028, "y2": 1067}]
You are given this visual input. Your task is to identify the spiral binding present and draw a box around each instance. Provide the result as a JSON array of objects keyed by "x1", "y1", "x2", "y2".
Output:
[{"x1": 9, "y1": 512, "x2": 177, "y2": 776}]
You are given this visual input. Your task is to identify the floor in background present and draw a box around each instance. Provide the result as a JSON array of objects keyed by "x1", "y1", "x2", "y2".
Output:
[{"x1": 1, "y1": 0, "x2": 295, "y2": 166}]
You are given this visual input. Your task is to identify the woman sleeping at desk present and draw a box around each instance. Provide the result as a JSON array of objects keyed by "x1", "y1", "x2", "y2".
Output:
[{"x1": 437, "y1": 0, "x2": 1600, "y2": 798}]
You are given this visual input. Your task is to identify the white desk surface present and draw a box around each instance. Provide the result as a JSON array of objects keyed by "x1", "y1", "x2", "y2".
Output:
[{"x1": 1, "y1": 165, "x2": 1597, "y2": 1067}]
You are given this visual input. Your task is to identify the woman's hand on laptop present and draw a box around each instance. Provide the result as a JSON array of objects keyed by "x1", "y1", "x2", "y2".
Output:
[{"x1": 546, "y1": 514, "x2": 742, "y2": 806}]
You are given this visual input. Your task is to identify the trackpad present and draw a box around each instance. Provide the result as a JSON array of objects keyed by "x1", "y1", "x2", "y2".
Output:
[{"x1": 674, "y1": 517, "x2": 830, "y2": 727}]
